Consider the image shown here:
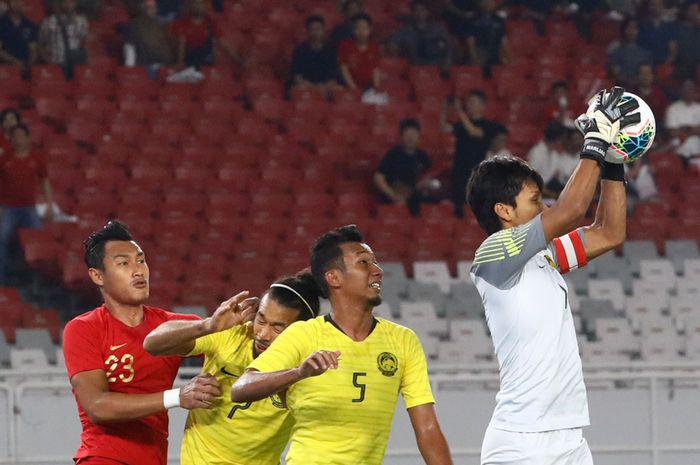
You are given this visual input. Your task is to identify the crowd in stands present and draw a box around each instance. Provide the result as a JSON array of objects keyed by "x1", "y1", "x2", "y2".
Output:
[{"x1": 1, "y1": 0, "x2": 700, "y2": 297}]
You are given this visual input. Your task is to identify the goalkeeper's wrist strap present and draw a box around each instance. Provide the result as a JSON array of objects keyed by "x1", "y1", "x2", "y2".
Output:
[
  {"x1": 163, "y1": 388, "x2": 180, "y2": 409},
  {"x1": 580, "y1": 138, "x2": 607, "y2": 165},
  {"x1": 601, "y1": 161, "x2": 625, "y2": 182}
]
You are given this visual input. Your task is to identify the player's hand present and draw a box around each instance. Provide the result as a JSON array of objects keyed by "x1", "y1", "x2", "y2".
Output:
[
  {"x1": 204, "y1": 291, "x2": 259, "y2": 334},
  {"x1": 580, "y1": 86, "x2": 640, "y2": 163},
  {"x1": 180, "y1": 373, "x2": 222, "y2": 409},
  {"x1": 296, "y1": 350, "x2": 341, "y2": 379}
]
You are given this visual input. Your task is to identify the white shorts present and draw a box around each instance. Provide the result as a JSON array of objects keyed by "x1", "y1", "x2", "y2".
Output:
[{"x1": 481, "y1": 426, "x2": 593, "y2": 465}]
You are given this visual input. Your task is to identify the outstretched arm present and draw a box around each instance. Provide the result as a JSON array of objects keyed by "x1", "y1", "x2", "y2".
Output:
[
  {"x1": 580, "y1": 163, "x2": 627, "y2": 260},
  {"x1": 71, "y1": 371, "x2": 221, "y2": 424},
  {"x1": 231, "y1": 350, "x2": 340, "y2": 402},
  {"x1": 144, "y1": 292, "x2": 257, "y2": 356},
  {"x1": 541, "y1": 87, "x2": 638, "y2": 243},
  {"x1": 408, "y1": 403, "x2": 453, "y2": 465}
]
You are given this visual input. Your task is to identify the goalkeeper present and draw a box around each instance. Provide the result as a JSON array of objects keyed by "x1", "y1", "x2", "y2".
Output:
[{"x1": 465, "y1": 87, "x2": 639, "y2": 465}]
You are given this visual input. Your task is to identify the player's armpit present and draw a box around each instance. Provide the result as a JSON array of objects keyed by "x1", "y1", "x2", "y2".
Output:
[
  {"x1": 407, "y1": 403, "x2": 453, "y2": 465},
  {"x1": 71, "y1": 369, "x2": 166, "y2": 424}
]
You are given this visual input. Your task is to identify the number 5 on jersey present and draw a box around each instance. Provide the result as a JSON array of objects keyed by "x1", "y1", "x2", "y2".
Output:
[{"x1": 352, "y1": 372, "x2": 366, "y2": 403}]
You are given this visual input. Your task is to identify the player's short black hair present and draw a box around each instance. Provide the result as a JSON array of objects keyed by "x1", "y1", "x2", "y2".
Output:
[
  {"x1": 0, "y1": 108, "x2": 21, "y2": 126},
  {"x1": 311, "y1": 225, "x2": 365, "y2": 298},
  {"x1": 10, "y1": 123, "x2": 29, "y2": 136},
  {"x1": 265, "y1": 270, "x2": 321, "y2": 320},
  {"x1": 544, "y1": 121, "x2": 567, "y2": 142},
  {"x1": 305, "y1": 14, "x2": 324, "y2": 28},
  {"x1": 466, "y1": 156, "x2": 544, "y2": 235},
  {"x1": 468, "y1": 89, "x2": 486, "y2": 101},
  {"x1": 351, "y1": 12, "x2": 372, "y2": 26},
  {"x1": 399, "y1": 118, "x2": 420, "y2": 133},
  {"x1": 84, "y1": 220, "x2": 134, "y2": 270}
]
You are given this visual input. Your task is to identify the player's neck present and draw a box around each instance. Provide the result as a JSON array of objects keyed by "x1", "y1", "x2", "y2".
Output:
[
  {"x1": 329, "y1": 301, "x2": 375, "y2": 341},
  {"x1": 103, "y1": 296, "x2": 144, "y2": 327}
]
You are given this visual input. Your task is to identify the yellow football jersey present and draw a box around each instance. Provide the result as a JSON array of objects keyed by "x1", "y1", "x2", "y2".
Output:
[
  {"x1": 248, "y1": 315, "x2": 435, "y2": 465},
  {"x1": 181, "y1": 323, "x2": 293, "y2": 465}
]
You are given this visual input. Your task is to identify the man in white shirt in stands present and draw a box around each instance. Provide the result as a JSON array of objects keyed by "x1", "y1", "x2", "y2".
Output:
[
  {"x1": 465, "y1": 87, "x2": 639, "y2": 464},
  {"x1": 666, "y1": 80, "x2": 700, "y2": 167}
]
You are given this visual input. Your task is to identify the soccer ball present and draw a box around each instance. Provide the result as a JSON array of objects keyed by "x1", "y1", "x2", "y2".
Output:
[{"x1": 586, "y1": 91, "x2": 656, "y2": 164}]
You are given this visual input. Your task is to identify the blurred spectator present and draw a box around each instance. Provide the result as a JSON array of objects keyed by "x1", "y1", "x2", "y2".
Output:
[
  {"x1": 626, "y1": 160, "x2": 658, "y2": 204},
  {"x1": 39, "y1": 0, "x2": 88, "y2": 79},
  {"x1": 485, "y1": 123, "x2": 511, "y2": 159},
  {"x1": 674, "y1": 1, "x2": 700, "y2": 81},
  {"x1": 373, "y1": 118, "x2": 432, "y2": 216},
  {"x1": 634, "y1": 63, "x2": 669, "y2": 121},
  {"x1": 124, "y1": 0, "x2": 174, "y2": 68},
  {"x1": 156, "y1": 0, "x2": 181, "y2": 21},
  {"x1": 543, "y1": 80, "x2": 579, "y2": 128},
  {"x1": 0, "y1": 108, "x2": 21, "y2": 156},
  {"x1": 638, "y1": 0, "x2": 677, "y2": 65},
  {"x1": 389, "y1": 0, "x2": 451, "y2": 70},
  {"x1": 443, "y1": 0, "x2": 476, "y2": 36},
  {"x1": 331, "y1": 0, "x2": 362, "y2": 49},
  {"x1": 527, "y1": 122, "x2": 568, "y2": 199},
  {"x1": 467, "y1": 0, "x2": 508, "y2": 74},
  {"x1": 291, "y1": 15, "x2": 338, "y2": 95},
  {"x1": 666, "y1": 80, "x2": 700, "y2": 166},
  {"x1": 338, "y1": 13, "x2": 381, "y2": 91},
  {"x1": 0, "y1": 124, "x2": 53, "y2": 283},
  {"x1": 608, "y1": 18, "x2": 653, "y2": 86},
  {"x1": 0, "y1": 0, "x2": 38, "y2": 76},
  {"x1": 441, "y1": 90, "x2": 501, "y2": 216},
  {"x1": 171, "y1": 0, "x2": 237, "y2": 68}
]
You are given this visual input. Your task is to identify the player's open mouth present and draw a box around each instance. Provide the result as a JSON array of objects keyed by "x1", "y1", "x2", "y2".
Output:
[
  {"x1": 369, "y1": 282, "x2": 381, "y2": 290},
  {"x1": 132, "y1": 279, "x2": 148, "y2": 289},
  {"x1": 254, "y1": 341, "x2": 269, "y2": 352}
]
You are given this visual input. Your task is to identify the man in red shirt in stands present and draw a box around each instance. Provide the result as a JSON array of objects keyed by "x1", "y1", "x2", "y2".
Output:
[
  {"x1": 170, "y1": 0, "x2": 237, "y2": 68},
  {"x1": 0, "y1": 123, "x2": 53, "y2": 283},
  {"x1": 338, "y1": 12, "x2": 382, "y2": 91},
  {"x1": 63, "y1": 220, "x2": 254, "y2": 465}
]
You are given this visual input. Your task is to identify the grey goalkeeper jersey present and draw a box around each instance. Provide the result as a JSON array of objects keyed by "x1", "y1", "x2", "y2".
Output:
[{"x1": 470, "y1": 214, "x2": 590, "y2": 433}]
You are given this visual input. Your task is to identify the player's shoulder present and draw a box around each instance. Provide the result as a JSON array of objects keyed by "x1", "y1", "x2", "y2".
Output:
[
  {"x1": 473, "y1": 217, "x2": 541, "y2": 266},
  {"x1": 375, "y1": 317, "x2": 420, "y2": 341},
  {"x1": 65, "y1": 305, "x2": 107, "y2": 328},
  {"x1": 144, "y1": 305, "x2": 200, "y2": 322}
]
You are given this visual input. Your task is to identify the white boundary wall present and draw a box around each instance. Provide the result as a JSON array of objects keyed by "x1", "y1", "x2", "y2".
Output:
[{"x1": 1, "y1": 363, "x2": 699, "y2": 465}]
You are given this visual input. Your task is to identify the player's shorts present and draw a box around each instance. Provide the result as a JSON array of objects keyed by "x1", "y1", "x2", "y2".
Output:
[{"x1": 481, "y1": 426, "x2": 593, "y2": 465}]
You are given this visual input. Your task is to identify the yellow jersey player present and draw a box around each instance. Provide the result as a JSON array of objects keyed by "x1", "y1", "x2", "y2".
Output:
[
  {"x1": 143, "y1": 272, "x2": 320, "y2": 465},
  {"x1": 232, "y1": 225, "x2": 453, "y2": 465}
]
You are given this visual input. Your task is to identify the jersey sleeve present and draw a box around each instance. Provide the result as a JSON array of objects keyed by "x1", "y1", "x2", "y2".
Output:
[
  {"x1": 471, "y1": 214, "x2": 547, "y2": 290},
  {"x1": 188, "y1": 324, "x2": 247, "y2": 357},
  {"x1": 63, "y1": 319, "x2": 104, "y2": 379},
  {"x1": 400, "y1": 328, "x2": 435, "y2": 409},
  {"x1": 247, "y1": 321, "x2": 314, "y2": 373},
  {"x1": 547, "y1": 228, "x2": 588, "y2": 274}
]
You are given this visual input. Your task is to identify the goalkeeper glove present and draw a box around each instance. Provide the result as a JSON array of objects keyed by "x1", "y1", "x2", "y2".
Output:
[{"x1": 578, "y1": 86, "x2": 640, "y2": 164}]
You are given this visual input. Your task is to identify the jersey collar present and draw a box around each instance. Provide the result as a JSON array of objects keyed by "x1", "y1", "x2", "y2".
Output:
[{"x1": 324, "y1": 313, "x2": 379, "y2": 338}]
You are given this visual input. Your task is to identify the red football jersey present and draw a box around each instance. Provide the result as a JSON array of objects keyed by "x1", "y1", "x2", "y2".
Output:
[
  {"x1": 170, "y1": 15, "x2": 222, "y2": 50},
  {"x1": 337, "y1": 39, "x2": 381, "y2": 90},
  {"x1": 0, "y1": 150, "x2": 47, "y2": 207},
  {"x1": 63, "y1": 305, "x2": 200, "y2": 465}
]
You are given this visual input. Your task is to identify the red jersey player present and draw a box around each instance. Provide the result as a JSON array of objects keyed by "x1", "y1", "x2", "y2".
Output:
[{"x1": 62, "y1": 220, "x2": 245, "y2": 465}]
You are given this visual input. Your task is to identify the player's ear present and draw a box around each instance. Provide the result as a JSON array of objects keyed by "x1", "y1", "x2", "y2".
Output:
[
  {"x1": 494, "y1": 202, "x2": 513, "y2": 223},
  {"x1": 325, "y1": 269, "x2": 342, "y2": 293},
  {"x1": 88, "y1": 267, "x2": 105, "y2": 287}
]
